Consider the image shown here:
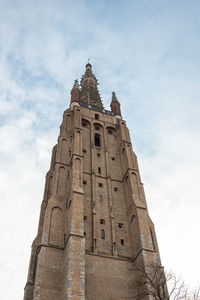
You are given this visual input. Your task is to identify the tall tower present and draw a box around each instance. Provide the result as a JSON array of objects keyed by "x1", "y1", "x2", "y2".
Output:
[{"x1": 24, "y1": 63, "x2": 163, "y2": 300}]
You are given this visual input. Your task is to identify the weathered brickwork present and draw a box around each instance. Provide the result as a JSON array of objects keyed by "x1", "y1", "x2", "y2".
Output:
[{"x1": 24, "y1": 64, "x2": 163, "y2": 300}]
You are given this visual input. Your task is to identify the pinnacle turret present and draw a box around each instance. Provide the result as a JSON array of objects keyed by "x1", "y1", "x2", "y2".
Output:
[
  {"x1": 110, "y1": 91, "x2": 121, "y2": 116},
  {"x1": 71, "y1": 79, "x2": 80, "y2": 103}
]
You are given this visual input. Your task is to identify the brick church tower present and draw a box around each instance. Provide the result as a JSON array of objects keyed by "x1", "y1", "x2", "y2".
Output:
[{"x1": 24, "y1": 63, "x2": 163, "y2": 300}]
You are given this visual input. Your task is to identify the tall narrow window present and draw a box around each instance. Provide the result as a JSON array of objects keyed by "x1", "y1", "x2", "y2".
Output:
[
  {"x1": 94, "y1": 133, "x2": 101, "y2": 147},
  {"x1": 99, "y1": 195, "x2": 103, "y2": 201},
  {"x1": 95, "y1": 114, "x2": 99, "y2": 120},
  {"x1": 101, "y1": 229, "x2": 105, "y2": 239},
  {"x1": 98, "y1": 167, "x2": 101, "y2": 174}
]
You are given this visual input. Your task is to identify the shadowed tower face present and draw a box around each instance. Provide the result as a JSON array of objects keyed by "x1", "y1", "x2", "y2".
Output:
[{"x1": 24, "y1": 64, "x2": 163, "y2": 300}]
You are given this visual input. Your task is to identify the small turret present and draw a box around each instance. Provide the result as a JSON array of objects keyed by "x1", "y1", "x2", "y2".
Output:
[
  {"x1": 70, "y1": 79, "x2": 80, "y2": 103},
  {"x1": 110, "y1": 91, "x2": 121, "y2": 116}
]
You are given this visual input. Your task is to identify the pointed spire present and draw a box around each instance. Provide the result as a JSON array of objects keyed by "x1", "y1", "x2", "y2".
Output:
[
  {"x1": 80, "y1": 63, "x2": 104, "y2": 109},
  {"x1": 110, "y1": 91, "x2": 121, "y2": 116},
  {"x1": 73, "y1": 79, "x2": 79, "y2": 89},
  {"x1": 71, "y1": 79, "x2": 80, "y2": 103}
]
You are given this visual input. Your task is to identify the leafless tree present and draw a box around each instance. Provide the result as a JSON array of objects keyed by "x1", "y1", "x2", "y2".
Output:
[{"x1": 136, "y1": 263, "x2": 200, "y2": 300}]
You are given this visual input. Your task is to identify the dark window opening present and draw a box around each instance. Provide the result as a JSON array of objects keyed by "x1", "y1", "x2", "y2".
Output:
[
  {"x1": 108, "y1": 130, "x2": 113, "y2": 135},
  {"x1": 121, "y1": 239, "x2": 124, "y2": 245},
  {"x1": 100, "y1": 219, "x2": 105, "y2": 225},
  {"x1": 83, "y1": 180, "x2": 87, "y2": 185},
  {"x1": 83, "y1": 149, "x2": 87, "y2": 153},
  {"x1": 99, "y1": 195, "x2": 103, "y2": 201},
  {"x1": 82, "y1": 121, "x2": 87, "y2": 127},
  {"x1": 114, "y1": 187, "x2": 118, "y2": 192},
  {"x1": 84, "y1": 216, "x2": 87, "y2": 221},
  {"x1": 95, "y1": 134, "x2": 101, "y2": 147},
  {"x1": 84, "y1": 232, "x2": 86, "y2": 236},
  {"x1": 98, "y1": 167, "x2": 101, "y2": 174},
  {"x1": 101, "y1": 229, "x2": 105, "y2": 239},
  {"x1": 111, "y1": 157, "x2": 115, "y2": 161},
  {"x1": 98, "y1": 183, "x2": 103, "y2": 187},
  {"x1": 118, "y1": 223, "x2": 123, "y2": 229},
  {"x1": 95, "y1": 125, "x2": 100, "y2": 131},
  {"x1": 131, "y1": 215, "x2": 136, "y2": 223},
  {"x1": 69, "y1": 149, "x2": 71, "y2": 156},
  {"x1": 97, "y1": 153, "x2": 101, "y2": 157},
  {"x1": 95, "y1": 114, "x2": 99, "y2": 120}
]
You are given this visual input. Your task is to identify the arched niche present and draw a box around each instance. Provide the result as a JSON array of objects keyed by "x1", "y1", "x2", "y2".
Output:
[
  {"x1": 106, "y1": 126, "x2": 116, "y2": 148},
  {"x1": 76, "y1": 130, "x2": 81, "y2": 154},
  {"x1": 47, "y1": 176, "x2": 53, "y2": 200},
  {"x1": 131, "y1": 172, "x2": 140, "y2": 202},
  {"x1": 61, "y1": 139, "x2": 68, "y2": 163},
  {"x1": 126, "y1": 144, "x2": 134, "y2": 169},
  {"x1": 106, "y1": 126, "x2": 116, "y2": 134},
  {"x1": 66, "y1": 114, "x2": 71, "y2": 131},
  {"x1": 75, "y1": 108, "x2": 81, "y2": 127},
  {"x1": 74, "y1": 158, "x2": 81, "y2": 187},
  {"x1": 82, "y1": 118, "x2": 90, "y2": 129},
  {"x1": 121, "y1": 122, "x2": 126, "y2": 139},
  {"x1": 93, "y1": 122, "x2": 103, "y2": 132},
  {"x1": 57, "y1": 166, "x2": 66, "y2": 195},
  {"x1": 49, "y1": 207, "x2": 63, "y2": 246}
]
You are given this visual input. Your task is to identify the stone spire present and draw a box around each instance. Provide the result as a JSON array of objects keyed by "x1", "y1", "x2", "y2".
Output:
[
  {"x1": 80, "y1": 63, "x2": 104, "y2": 109},
  {"x1": 110, "y1": 91, "x2": 121, "y2": 116},
  {"x1": 70, "y1": 79, "x2": 80, "y2": 103}
]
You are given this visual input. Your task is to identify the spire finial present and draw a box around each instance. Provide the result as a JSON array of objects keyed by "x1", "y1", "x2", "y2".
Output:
[
  {"x1": 112, "y1": 91, "x2": 119, "y2": 102},
  {"x1": 86, "y1": 58, "x2": 92, "y2": 69},
  {"x1": 73, "y1": 79, "x2": 79, "y2": 89}
]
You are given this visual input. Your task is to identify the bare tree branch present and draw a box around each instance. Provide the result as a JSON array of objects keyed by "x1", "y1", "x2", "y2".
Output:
[{"x1": 136, "y1": 263, "x2": 200, "y2": 300}]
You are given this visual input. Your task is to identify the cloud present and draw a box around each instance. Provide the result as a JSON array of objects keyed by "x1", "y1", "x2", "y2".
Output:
[{"x1": 0, "y1": 0, "x2": 200, "y2": 298}]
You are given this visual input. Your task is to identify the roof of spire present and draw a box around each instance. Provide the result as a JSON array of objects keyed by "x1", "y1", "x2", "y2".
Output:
[
  {"x1": 80, "y1": 63, "x2": 104, "y2": 109},
  {"x1": 72, "y1": 79, "x2": 79, "y2": 89}
]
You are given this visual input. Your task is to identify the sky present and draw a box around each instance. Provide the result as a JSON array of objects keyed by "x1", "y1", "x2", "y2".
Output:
[{"x1": 0, "y1": 0, "x2": 200, "y2": 299}]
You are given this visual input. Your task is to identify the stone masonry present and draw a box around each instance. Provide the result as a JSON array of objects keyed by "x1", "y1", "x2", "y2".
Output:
[{"x1": 23, "y1": 63, "x2": 163, "y2": 300}]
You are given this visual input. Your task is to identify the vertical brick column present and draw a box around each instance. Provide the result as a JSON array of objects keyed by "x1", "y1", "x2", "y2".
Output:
[{"x1": 62, "y1": 106, "x2": 85, "y2": 300}]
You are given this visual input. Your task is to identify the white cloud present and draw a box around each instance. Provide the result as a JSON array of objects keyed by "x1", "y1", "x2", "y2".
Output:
[{"x1": 0, "y1": 0, "x2": 200, "y2": 298}]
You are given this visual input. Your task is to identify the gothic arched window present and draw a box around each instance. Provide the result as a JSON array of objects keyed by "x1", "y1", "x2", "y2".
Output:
[{"x1": 94, "y1": 133, "x2": 101, "y2": 147}]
